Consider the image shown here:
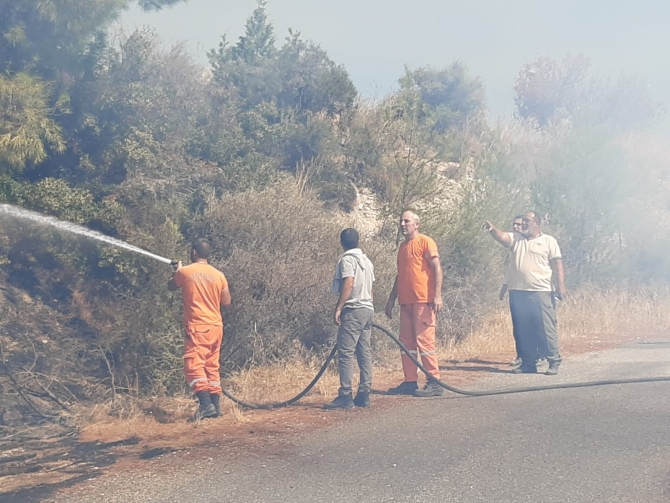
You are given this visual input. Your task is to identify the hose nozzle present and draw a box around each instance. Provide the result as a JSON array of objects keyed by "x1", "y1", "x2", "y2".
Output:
[{"x1": 170, "y1": 260, "x2": 179, "y2": 266}]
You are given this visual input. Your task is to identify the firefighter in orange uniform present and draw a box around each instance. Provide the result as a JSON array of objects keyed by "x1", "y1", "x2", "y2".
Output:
[
  {"x1": 385, "y1": 210, "x2": 444, "y2": 397},
  {"x1": 168, "y1": 240, "x2": 231, "y2": 419}
]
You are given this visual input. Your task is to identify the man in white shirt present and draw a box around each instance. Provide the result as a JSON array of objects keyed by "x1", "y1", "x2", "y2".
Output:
[
  {"x1": 483, "y1": 212, "x2": 566, "y2": 375},
  {"x1": 325, "y1": 228, "x2": 375, "y2": 409}
]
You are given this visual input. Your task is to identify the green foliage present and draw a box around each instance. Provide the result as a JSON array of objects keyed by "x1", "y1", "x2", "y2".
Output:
[
  {"x1": 399, "y1": 63, "x2": 487, "y2": 134},
  {"x1": 0, "y1": 73, "x2": 65, "y2": 172},
  {"x1": 276, "y1": 30, "x2": 356, "y2": 117},
  {"x1": 0, "y1": 0, "x2": 185, "y2": 77},
  {"x1": 199, "y1": 2, "x2": 359, "y2": 209},
  {"x1": 0, "y1": 0, "x2": 122, "y2": 77},
  {"x1": 0, "y1": 177, "x2": 123, "y2": 226},
  {"x1": 229, "y1": 0, "x2": 276, "y2": 64}
]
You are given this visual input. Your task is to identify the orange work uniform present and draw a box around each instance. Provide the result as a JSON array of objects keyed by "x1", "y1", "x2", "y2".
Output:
[
  {"x1": 397, "y1": 234, "x2": 440, "y2": 381},
  {"x1": 173, "y1": 263, "x2": 229, "y2": 394}
]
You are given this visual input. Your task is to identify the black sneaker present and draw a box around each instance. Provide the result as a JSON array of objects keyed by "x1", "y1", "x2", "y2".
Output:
[
  {"x1": 323, "y1": 395, "x2": 354, "y2": 410},
  {"x1": 545, "y1": 365, "x2": 559, "y2": 376},
  {"x1": 512, "y1": 366, "x2": 537, "y2": 374},
  {"x1": 194, "y1": 403, "x2": 218, "y2": 420},
  {"x1": 387, "y1": 381, "x2": 418, "y2": 395},
  {"x1": 353, "y1": 391, "x2": 370, "y2": 408},
  {"x1": 413, "y1": 381, "x2": 444, "y2": 397},
  {"x1": 510, "y1": 357, "x2": 522, "y2": 367}
]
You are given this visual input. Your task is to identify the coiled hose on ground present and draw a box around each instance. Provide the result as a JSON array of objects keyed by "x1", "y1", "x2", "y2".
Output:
[{"x1": 221, "y1": 323, "x2": 670, "y2": 409}]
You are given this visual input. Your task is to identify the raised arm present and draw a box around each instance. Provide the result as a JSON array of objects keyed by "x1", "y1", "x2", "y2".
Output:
[{"x1": 482, "y1": 221, "x2": 512, "y2": 248}]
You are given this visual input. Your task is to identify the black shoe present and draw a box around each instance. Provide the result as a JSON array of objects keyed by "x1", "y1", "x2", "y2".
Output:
[
  {"x1": 353, "y1": 391, "x2": 370, "y2": 408},
  {"x1": 512, "y1": 366, "x2": 537, "y2": 374},
  {"x1": 210, "y1": 393, "x2": 222, "y2": 417},
  {"x1": 510, "y1": 357, "x2": 522, "y2": 367},
  {"x1": 323, "y1": 395, "x2": 354, "y2": 410},
  {"x1": 536, "y1": 357, "x2": 547, "y2": 364},
  {"x1": 387, "y1": 381, "x2": 418, "y2": 395},
  {"x1": 414, "y1": 381, "x2": 444, "y2": 397},
  {"x1": 194, "y1": 391, "x2": 218, "y2": 420},
  {"x1": 545, "y1": 365, "x2": 559, "y2": 376},
  {"x1": 194, "y1": 403, "x2": 218, "y2": 420}
]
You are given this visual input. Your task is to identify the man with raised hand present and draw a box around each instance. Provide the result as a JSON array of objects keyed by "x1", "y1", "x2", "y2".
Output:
[
  {"x1": 483, "y1": 212, "x2": 566, "y2": 375},
  {"x1": 385, "y1": 210, "x2": 444, "y2": 397},
  {"x1": 168, "y1": 240, "x2": 231, "y2": 419},
  {"x1": 325, "y1": 228, "x2": 375, "y2": 410}
]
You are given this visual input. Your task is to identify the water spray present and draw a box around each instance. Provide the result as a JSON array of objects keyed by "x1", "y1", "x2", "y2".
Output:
[{"x1": 0, "y1": 203, "x2": 175, "y2": 265}]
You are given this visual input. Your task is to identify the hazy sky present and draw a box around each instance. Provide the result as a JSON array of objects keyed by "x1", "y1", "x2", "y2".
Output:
[{"x1": 119, "y1": 0, "x2": 670, "y2": 126}]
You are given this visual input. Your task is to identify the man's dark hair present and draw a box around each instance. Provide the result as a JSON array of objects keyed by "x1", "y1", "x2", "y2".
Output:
[
  {"x1": 192, "y1": 239, "x2": 212, "y2": 259},
  {"x1": 514, "y1": 214, "x2": 524, "y2": 221},
  {"x1": 340, "y1": 228, "x2": 359, "y2": 250}
]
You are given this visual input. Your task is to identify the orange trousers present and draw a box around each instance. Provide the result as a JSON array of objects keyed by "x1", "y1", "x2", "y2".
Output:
[
  {"x1": 183, "y1": 324, "x2": 223, "y2": 394},
  {"x1": 399, "y1": 303, "x2": 440, "y2": 381}
]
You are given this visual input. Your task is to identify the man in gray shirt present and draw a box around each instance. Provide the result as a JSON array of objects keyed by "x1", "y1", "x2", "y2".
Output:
[{"x1": 325, "y1": 228, "x2": 375, "y2": 410}]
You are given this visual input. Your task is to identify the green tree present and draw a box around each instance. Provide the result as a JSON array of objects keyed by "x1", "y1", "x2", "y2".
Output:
[
  {"x1": 208, "y1": 0, "x2": 278, "y2": 109},
  {"x1": 399, "y1": 62, "x2": 486, "y2": 134},
  {"x1": 204, "y1": 1, "x2": 357, "y2": 206},
  {"x1": 0, "y1": 0, "x2": 185, "y2": 78},
  {"x1": 0, "y1": 73, "x2": 65, "y2": 173}
]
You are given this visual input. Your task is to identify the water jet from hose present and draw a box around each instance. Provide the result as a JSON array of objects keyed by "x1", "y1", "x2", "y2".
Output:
[{"x1": 0, "y1": 203, "x2": 173, "y2": 265}]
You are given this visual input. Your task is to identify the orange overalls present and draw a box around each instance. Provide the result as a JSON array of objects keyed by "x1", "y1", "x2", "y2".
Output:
[
  {"x1": 397, "y1": 234, "x2": 440, "y2": 381},
  {"x1": 173, "y1": 263, "x2": 229, "y2": 394}
]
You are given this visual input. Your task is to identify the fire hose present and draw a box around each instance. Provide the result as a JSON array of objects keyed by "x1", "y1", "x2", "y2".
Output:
[{"x1": 221, "y1": 323, "x2": 670, "y2": 409}]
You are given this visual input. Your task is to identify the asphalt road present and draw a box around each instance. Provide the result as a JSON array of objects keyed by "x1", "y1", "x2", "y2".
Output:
[{"x1": 51, "y1": 340, "x2": 670, "y2": 503}]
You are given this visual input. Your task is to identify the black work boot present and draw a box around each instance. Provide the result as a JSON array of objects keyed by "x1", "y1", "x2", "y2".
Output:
[
  {"x1": 414, "y1": 381, "x2": 444, "y2": 397},
  {"x1": 323, "y1": 395, "x2": 354, "y2": 410},
  {"x1": 210, "y1": 393, "x2": 222, "y2": 417},
  {"x1": 387, "y1": 381, "x2": 418, "y2": 395},
  {"x1": 353, "y1": 391, "x2": 370, "y2": 408},
  {"x1": 195, "y1": 391, "x2": 217, "y2": 420}
]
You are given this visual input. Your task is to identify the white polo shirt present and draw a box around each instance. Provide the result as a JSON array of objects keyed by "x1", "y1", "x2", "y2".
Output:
[{"x1": 505, "y1": 232, "x2": 562, "y2": 292}]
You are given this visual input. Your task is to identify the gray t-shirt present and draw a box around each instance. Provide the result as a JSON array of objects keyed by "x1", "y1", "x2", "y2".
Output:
[{"x1": 338, "y1": 249, "x2": 375, "y2": 311}]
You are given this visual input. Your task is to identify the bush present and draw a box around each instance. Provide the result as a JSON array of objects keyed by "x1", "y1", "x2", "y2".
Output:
[{"x1": 190, "y1": 180, "x2": 350, "y2": 368}]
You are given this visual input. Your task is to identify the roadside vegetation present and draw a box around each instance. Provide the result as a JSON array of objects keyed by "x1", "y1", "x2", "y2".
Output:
[{"x1": 0, "y1": 0, "x2": 669, "y2": 432}]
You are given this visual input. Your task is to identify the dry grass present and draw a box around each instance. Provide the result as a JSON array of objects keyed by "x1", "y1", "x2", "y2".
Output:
[
  {"x1": 438, "y1": 286, "x2": 670, "y2": 361},
  {"x1": 74, "y1": 285, "x2": 670, "y2": 432}
]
